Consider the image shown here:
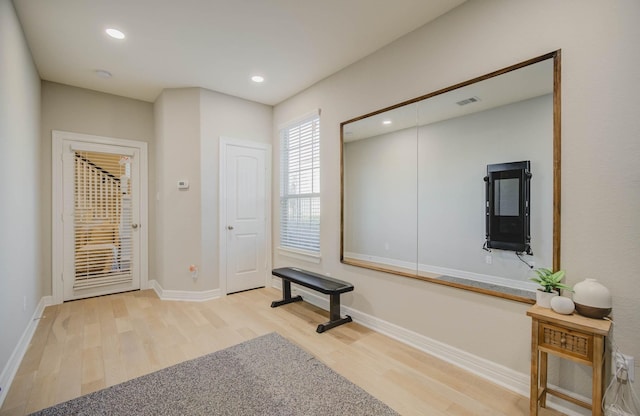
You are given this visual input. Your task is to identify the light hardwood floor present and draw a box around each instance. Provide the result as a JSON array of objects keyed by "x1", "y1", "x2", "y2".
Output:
[{"x1": 0, "y1": 288, "x2": 565, "y2": 416}]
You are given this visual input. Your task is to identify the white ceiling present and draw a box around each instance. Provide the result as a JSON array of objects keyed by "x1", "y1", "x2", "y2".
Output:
[
  {"x1": 12, "y1": 0, "x2": 466, "y2": 105},
  {"x1": 343, "y1": 58, "x2": 554, "y2": 142}
]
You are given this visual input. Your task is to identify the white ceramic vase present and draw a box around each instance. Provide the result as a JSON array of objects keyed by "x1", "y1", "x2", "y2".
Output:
[
  {"x1": 572, "y1": 278, "x2": 612, "y2": 319},
  {"x1": 550, "y1": 296, "x2": 575, "y2": 315},
  {"x1": 536, "y1": 290, "x2": 558, "y2": 308}
]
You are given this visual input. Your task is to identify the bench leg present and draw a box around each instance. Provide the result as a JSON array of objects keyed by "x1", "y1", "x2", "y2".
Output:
[
  {"x1": 271, "y1": 280, "x2": 303, "y2": 308},
  {"x1": 316, "y1": 294, "x2": 352, "y2": 333}
]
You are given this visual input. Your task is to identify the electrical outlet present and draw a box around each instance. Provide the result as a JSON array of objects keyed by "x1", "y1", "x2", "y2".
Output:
[
  {"x1": 485, "y1": 255, "x2": 492, "y2": 265},
  {"x1": 189, "y1": 265, "x2": 198, "y2": 279}
]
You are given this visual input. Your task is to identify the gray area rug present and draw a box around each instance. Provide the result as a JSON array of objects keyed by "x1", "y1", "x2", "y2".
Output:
[{"x1": 30, "y1": 332, "x2": 398, "y2": 415}]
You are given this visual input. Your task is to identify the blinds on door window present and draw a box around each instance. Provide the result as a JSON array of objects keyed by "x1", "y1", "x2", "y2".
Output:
[
  {"x1": 74, "y1": 151, "x2": 133, "y2": 289},
  {"x1": 279, "y1": 112, "x2": 320, "y2": 253}
]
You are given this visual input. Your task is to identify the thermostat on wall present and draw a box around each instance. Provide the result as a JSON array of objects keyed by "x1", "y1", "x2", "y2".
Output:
[{"x1": 177, "y1": 180, "x2": 189, "y2": 190}]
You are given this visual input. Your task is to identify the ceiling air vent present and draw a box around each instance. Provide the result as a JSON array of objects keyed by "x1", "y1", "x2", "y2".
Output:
[{"x1": 456, "y1": 96, "x2": 481, "y2": 106}]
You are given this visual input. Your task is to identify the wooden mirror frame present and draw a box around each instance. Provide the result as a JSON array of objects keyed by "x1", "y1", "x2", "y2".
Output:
[{"x1": 340, "y1": 50, "x2": 561, "y2": 303}]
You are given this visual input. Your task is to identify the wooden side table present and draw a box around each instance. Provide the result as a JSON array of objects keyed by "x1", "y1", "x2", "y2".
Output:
[{"x1": 527, "y1": 305, "x2": 611, "y2": 416}]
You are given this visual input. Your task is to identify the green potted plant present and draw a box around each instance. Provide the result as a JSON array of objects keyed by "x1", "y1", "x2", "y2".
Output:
[{"x1": 530, "y1": 268, "x2": 572, "y2": 308}]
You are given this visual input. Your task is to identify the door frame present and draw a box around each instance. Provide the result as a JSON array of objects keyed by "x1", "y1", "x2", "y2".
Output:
[
  {"x1": 52, "y1": 130, "x2": 149, "y2": 304},
  {"x1": 218, "y1": 137, "x2": 272, "y2": 295}
]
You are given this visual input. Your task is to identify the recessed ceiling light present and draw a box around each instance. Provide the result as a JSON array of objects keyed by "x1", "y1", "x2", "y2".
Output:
[
  {"x1": 382, "y1": 120, "x2": 392, "y2": 125},
  {"x1": 95, "y1": 69, "x2": 112, "y2": 79},
  {"x1": 251, "y1": 75, "x2": 265, "y2": 83},
  {"x1": 105, "y1": 28, "x2": 125, "y2": 40}
]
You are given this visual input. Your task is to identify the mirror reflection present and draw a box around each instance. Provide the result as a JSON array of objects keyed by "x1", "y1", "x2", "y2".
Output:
[{"x1": 341, "y1": 52, "x2": 559, "y2": 302}]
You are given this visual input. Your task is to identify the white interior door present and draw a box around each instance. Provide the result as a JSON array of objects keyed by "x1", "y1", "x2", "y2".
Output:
[
  {"x1": 222, "y1": 140, "x2": 270, "y2": 294},
  {"x1": 53, "y1": 131, "x2": 148, "y2": 303}
]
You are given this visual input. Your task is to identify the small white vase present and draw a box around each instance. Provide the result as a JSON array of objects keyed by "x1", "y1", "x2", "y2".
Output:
[
  {"x1": 536, "y1": 290, "x2": 558, "y2": 308},
  {"x1": 550, "y1": 296, "x2": 575, "y2": 315},
  {"x1": 573, "y1": 278, "x2": 612, "y2": 319}
]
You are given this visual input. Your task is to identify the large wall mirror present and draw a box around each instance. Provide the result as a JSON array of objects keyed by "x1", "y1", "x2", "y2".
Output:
[{"x1": 340, "y1": 51, "x2": 560, "y2": 303}]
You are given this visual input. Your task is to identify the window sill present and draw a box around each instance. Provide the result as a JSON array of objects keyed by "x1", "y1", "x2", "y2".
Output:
[{"x1": 277, "y1": 247, "x2": 321, "y2": 264}]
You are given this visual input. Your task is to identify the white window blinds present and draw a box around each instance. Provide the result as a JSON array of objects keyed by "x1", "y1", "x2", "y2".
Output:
[
  {"x1": 280, "y1": 113, "x2": 320, "y2": 253},
  {"x1": 74, "y1": 151, "x2": 133, "y2": 289}
]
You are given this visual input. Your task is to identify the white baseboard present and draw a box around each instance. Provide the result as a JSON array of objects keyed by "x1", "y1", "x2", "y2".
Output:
[
  {"x1": 278, "y1": 280, "x2": 589, "y2": 416},
  {"x1": 0, "y1": 295, "x2": 53, "y2": 408},
  {"x1": 344, "y1": 251, "x2": 538, "y2": 292},
  {"x1": 148, "y1": 279, "x2": 221, "y2": 302}
]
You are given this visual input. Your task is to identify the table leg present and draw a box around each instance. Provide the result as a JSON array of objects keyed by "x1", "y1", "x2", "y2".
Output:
[
  {"x1": 530, "y1": 319, "x2": 539, "y2": 416},
  {"x1": 540, "y1": 351, "x2": 548, "y2": 408},
  {"x1": 593, "y1": 335, "x2": 605, "y2": 416}
]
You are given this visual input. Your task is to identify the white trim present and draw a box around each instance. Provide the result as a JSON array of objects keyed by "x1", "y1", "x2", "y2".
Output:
[
  {"x1": 419, "y1": 263, "x2": 538, "y2": 292},
  {"x1": 278, "y1": 113, "x2": 321, "y2": 255},
  {"x1": 277, "y1": 246, "x2": 321, "y2": 264},
  {"x1": 0, "y1": 296, "x2": 53, "y2": 408},
  {"x1": 149, "y1": 280, "x2": 221, "y2": 302},
  {"x1": 52, "y1": 134, "x2": 64, "y2": 304},
  {"x1": 218, "y1": 137, "x2": 272, "y2": 296},
  {"x1": 344, "y1": 251, "x2": 538, "y2": 292},
  {"x1": 344, "y1": 251, "x2": 415, "y2": 271},
  {"x1": 51, "y1": 130, "x2": 149, "y2": 304},
  {"x1": 54, "y1": 130, "x2": 148, "y2": 150},
  {"x1": 274, "y1": 281, "x2": 589, "y2": 416},
  {"x1": 277, "y1": 108, "x2": 321, "y2": 131},
  {"x1": 69, "y1": 142, "x2": 135, "y2": 156}
]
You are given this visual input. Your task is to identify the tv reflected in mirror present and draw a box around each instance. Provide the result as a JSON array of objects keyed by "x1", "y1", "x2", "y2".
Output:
[
  {"x1": 340, "y1": 51, "x2": 561, "y2": 303},
  {"x1": 484, "y1": 160, "x2": 532, "y2": 254}
]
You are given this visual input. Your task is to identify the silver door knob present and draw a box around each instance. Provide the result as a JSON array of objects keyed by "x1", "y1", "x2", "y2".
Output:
[
  {"x1": 132, "y1": 224, "x2": 139, "y2": 229},
  {"x1": 227, "y1": 225, "x2": 234, "y2": 230}
]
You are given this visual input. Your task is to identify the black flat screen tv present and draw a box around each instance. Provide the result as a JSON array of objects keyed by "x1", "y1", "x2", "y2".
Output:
[{"x1": 484, "y1": 160, "x2": 532, "y2": 254}]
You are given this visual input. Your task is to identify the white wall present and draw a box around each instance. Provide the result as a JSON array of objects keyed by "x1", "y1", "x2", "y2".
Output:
[
  {"x1": 40, "y1": 82, "x2": 155, "y2": 294},
  {"x1": 200, "y1": 89, "x2": 273, "y2": 293},
  {"x1": 274, "y1": 0, "x2": 640, "y2": 399},
  {"x1": 0, "y1": 0, "x2": 42, "y2": 388},
  {"x1": 154, "y1": 88, "x2": 272, "y2": 292},
  {"x1": 344, "y1": 127, "x2": 418, "y2": 266},
  {"x1": 345, "y1": 96, "x2": 552, "y2": 285},
  {"x1": 418, "y1": 95, "x2": 552, "y2": 282},
  {"x1": 154, "y1": 88, "x2": 202, "y2": 291}
]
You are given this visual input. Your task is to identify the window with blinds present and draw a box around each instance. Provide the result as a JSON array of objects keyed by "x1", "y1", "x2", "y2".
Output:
[
  {"x1": 280, "y1": 113, "x2": 320, "y2": 253},
  {"x1": 74, "y1": 151, "x2": 133, "y2": 289}
]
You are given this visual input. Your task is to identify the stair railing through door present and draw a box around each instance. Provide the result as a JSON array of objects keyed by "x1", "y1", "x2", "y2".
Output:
[{"x1": 73, "y1": 151, "x2": 133, "y2": 289}]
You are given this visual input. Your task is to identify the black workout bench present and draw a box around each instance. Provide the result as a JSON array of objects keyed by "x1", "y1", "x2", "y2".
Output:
[{"x1": 270, "y1": 267, "x2": 354, "y2": 333}]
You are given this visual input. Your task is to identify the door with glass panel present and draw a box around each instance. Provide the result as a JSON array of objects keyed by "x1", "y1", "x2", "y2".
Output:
[{"x1": 61, "y1": 141, "x2": 141, "y2": 301}]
